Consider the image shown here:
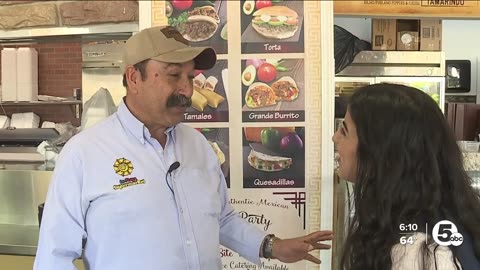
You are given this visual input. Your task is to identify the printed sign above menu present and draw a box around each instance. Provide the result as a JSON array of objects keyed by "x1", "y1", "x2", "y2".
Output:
[
  {"x1": 167, "y1": 0, "x2": 228, "y2": 54},
  {"x1": 184, "y1": 60, "x2": 228, "y2": 122},
  {"x1": 242, "y1": 58, "x2": 304, "y2": 122},
  {"x1": 334, "y1": 0, "x2": 480, "y2": 18},
  {"x1": 196, "y1": 127, "x2": 230, "y2": 188},
  {"x1": 240, "y1": 0, "x2": 304, "y2": 53},
  {"x1": 243, "y1": 126, "x2": 305, "y2": 188}
]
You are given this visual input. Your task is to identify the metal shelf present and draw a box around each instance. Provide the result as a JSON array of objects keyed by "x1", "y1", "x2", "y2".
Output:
[
  {"x1": 0, "y1": 23, "x2": 138, "y2": 41},
  {"x1": 0, "y1": 100, "x2": 82, "y2": 106},
  {"x1": 0, "y1": 100, "x2": 83, "y2": 118}
]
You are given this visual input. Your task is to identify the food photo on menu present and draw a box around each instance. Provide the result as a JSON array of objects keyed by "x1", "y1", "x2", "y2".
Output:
[
  {"x1": 184, "y1": 60, "x2": 229, "y2": 122},
  {"x1": 240, "y1": 0, "x2": 304, "y2": 53},
  {"x1": 166, "y1": 0, "x2": 228, "y2": 54},
  {"x1": 241, "y1": 58, "x2": 304, "y2": 122},
  {"x1": 242, "y1": 126, "x2": 305, "y2": 188},
  {"x1": 195, "y1": 127, "x2": 230, "y2": 188}
]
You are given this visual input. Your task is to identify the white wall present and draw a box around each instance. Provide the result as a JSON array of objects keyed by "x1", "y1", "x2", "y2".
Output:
[
  {"x1": 442, "y1": 20, "x2": 480, "y2": 96},
  {"x1": 334, "y1": 17, "x2": 371, "y2": 42}
]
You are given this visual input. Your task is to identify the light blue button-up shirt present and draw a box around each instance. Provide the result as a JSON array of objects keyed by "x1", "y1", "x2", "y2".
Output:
[{"x1": 34, "y1": 100, "x2": 266, "y2": 270}]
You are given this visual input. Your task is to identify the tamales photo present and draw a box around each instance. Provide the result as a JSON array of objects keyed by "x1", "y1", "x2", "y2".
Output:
[
  {"x1": 204, "y1": 76, "x2": 218, "y2": 91},
  {"x1": 194, "y1": 73, "x2": 206, "y2": 89},
  {"x1": 191, "y1": 89, "x2": 208, "y2": 111},
  {"x1": 195, "y1": 87, "x2": 225, "y2": 108}
]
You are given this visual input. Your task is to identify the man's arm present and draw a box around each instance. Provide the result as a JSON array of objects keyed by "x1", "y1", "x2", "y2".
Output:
[{"x1": 34, "y1": 143, "x2": 88, "y2": 270}]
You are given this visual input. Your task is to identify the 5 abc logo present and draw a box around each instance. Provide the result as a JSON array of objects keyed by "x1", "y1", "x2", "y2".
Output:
[{"x1": 432, "y1": 220, "x2": 464, "y2": 246}]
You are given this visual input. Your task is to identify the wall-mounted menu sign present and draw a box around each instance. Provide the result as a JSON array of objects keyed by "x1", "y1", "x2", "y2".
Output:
[
  {"x1": 243, "y1": 126, "x2": 305, "y2": 188},
  {"x1": 242, "y1": 58, "x2": 304, "y2": 122},
  {"x1": 184, "y1": 60, "x2": 229, "y2": 122},
  {"x1": 196, "y1": 127, "x2": 230, "y2": 188},
  {"x1": 334, "y1": 0, "x2": 480, "y2": 18},
  {"x1": 240, "y1": 0, "x2": 304, "y2": 53},
  {"x1": 167, "y1": 0, "x2": 228, "y2": 54}
]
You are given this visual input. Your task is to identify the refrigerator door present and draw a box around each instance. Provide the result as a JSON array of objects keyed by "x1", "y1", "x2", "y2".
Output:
[{"x1": 375, "y1": 77, "x2": 445, "y2": 112}]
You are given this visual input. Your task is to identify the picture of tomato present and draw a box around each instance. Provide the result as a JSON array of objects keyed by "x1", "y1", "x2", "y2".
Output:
[
  {"x1": 257, "y1": 63, "x2": 277, "y2": 83},
  {"x1": 255, "y1": 0, "x2": 272, "y2": 10},
  {"x1": 171, "y1": 0, "x2": 193, "y2": 11}
]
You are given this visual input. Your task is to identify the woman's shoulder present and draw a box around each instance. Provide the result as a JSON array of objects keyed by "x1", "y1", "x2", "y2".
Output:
[{"x1": 391, "y1": 233, "x2": 461, "y2": 270}]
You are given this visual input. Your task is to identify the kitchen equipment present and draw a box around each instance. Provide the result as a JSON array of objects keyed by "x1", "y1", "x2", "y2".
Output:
[
  {"x1": 335, "y1": 51, "x2": 445, "y2": 112},
  {"x1": 446, "y1": 60, "x2": 471, "y2": 93},
  {"x1": 82, "y1": 40, "x2": 128, "y2": 105}
]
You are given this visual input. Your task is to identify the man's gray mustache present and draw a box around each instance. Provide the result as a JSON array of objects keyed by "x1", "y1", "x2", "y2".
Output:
[{"x1": 167, "y1": 94, "x2": 192, "y2": 108}]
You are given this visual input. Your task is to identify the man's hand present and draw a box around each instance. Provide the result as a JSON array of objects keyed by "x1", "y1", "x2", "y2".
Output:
[{"x1": 271, "y1": 231, "x2": 333, "y2": 264}]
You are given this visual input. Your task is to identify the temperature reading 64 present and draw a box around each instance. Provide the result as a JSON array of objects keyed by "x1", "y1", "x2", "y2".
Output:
[{"x1": 400, "y1": 236, "x2": 416, "y2": 245}]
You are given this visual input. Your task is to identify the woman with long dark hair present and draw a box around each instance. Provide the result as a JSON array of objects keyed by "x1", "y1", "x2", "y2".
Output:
[{"x1": 333, "y1": 83, "x2": 480, "y2": 269}]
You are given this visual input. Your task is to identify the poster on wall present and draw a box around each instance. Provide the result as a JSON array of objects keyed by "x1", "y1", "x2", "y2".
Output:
[
  {"x1": 221, "y1": 191, "x2": 307, "y2": 269},
  {"x1": 240, "y1": 0, "x2": 304, "y2": 54},
  {"x1": 166, "y1": 0, "x2": 228, "y2": 54},
  {"x1": 241, "y1": 58, "x2": 304, "y2": 122},
  {"x1": 196, "y1": 127, "x2": 230, "y2": 188},
  {"x1": 184, "y1": 60, "x2": 229, "y2": 122},
  {"x1": 243, "y1": 126, "x2": 305, "y2": 188}
]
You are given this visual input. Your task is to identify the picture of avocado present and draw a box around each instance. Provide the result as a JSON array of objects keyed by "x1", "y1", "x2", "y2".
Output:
[
  {"x1": 221, "y1": 23, "x2": 228, "y2": 40},
  {"x1": 242, "y1": 0, "x2": 255, "y2": 15},
  {"x1": 242, "y1": 65, "x2": 256, "y2": 86},
  {"x1": 165, "y1": 1, "x2": 173, "y2": 18}
]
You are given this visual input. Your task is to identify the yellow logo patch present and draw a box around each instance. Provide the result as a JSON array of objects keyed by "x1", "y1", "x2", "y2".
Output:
[
  {"x1": 112, "y1": 158, "x2": 145, "y2": 190},
  {"x1": 114, "y1": 158, "x2": 134, "y2": 176}
]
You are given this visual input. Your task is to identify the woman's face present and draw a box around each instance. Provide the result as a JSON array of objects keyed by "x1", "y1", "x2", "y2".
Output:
[{"x1": 332, "y1": 110, "x2": 358, "y2": 182}]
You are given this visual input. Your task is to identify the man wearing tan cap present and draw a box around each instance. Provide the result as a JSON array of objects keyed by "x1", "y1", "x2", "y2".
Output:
[{"x1": 34, "y1": 26, "x2": 333, "y2": 270}]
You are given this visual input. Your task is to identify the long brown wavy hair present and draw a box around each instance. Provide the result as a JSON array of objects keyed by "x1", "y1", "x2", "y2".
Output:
[{"x1": 341, "y1": 83, "x2": 480, "y2": 269}]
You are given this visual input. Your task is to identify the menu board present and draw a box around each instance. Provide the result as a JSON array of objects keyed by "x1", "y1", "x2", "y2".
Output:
[
  {"x1": 241, "y1": 58, "x2": 305, "y2": 122},
  {"x1": 196, "y1": 127, "x2": 230, "y2": 188},
  {"x1": 243, "y1": 126, "x2": 305, "y2": 188},
  {"x1": 240, "y1": 0, "x2": 305, "y2": 53},
  {"x1": 222, "y1": 191, "x2": 307, "y2": 269},
  {"x1": 184, "y1": 60, "x2": 229, "y2": 122},
  {"x1": 167, "y1": 0, "x2": 228, "y2": 54},
  {"x1": 154, "y1": 1, "x2": 324, "y2": 269}
]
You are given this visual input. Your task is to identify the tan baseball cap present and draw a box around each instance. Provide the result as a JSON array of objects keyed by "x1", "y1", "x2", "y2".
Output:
[{"x1": 122, "y1": 25, "x2": 217, "y2": 73}]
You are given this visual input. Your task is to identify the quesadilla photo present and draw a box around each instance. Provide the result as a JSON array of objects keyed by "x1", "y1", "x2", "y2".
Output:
[
  {"x1": 247, "y1": 148, "x2": 292, "y2": 172},
  {"x1": 271, "y1": 76, "x2": 299, "y2": 101},
  {"x1": 245, "y1": 82, "x2": 277, "y2": 108},
  {"x1": 251, "y1": 6, "x2": 299, "y2": 40}
]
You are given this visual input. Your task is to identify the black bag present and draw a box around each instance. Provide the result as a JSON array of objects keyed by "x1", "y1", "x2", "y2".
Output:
[{"x1": 334, "y1": 25, "x2": 371, "y2": 74}]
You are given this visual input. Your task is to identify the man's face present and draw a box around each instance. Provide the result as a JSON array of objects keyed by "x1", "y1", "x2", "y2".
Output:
[{"x1": 136, "y1": 59, "x2": 195, "y2": 127}]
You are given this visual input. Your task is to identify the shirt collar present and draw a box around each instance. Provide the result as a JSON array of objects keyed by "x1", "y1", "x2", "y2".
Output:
[{"x1": 117, "y1": 98, "x2": 177, "y2": 145}]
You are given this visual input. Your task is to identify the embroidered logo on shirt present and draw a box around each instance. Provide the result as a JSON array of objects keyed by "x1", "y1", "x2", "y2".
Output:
[
  {"x1": 112, "y1": 158, "x2": 146, "y2": 190},
  {"x1": 113, "y1": 158, "x2": 134, "y2": 176}
]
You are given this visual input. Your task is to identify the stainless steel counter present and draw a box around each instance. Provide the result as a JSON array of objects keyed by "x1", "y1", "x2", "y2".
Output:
[
  {"x1": 0, "y1": 224, "x2": 39, "y2": 256},
  {"x1": 0, "y1": 169, "x2": 52, "y2": 256}
]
